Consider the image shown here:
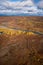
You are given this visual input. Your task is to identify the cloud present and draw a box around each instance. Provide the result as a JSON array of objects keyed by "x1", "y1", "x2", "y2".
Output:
[
  {"x1": 0, "y1": 0, "x2": 43, "y2": 16},
  {"x1": 37, "y1": 0, "x2": 43, "y2": 9},
  {"x1": 0, "y1": 0, "x2": 34, "y2": 8}
]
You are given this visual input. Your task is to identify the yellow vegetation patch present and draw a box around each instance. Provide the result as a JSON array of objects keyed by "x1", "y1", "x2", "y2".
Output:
[
  {"x1": 27, "y1": 32, "x2": 34, "y2": 35},
  {"x1": 0, "y1": 28, "x2": 34, "y2": 35}
]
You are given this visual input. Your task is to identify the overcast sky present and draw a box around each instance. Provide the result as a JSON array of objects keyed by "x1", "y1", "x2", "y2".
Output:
[{"x1": 0, "y1": 0, "x2": 43, "y2": 16}]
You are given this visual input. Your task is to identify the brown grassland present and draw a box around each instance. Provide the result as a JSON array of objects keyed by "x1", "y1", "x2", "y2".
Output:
[{"x1": 0, "y1": 16, "x2": 43, "y2": 65}]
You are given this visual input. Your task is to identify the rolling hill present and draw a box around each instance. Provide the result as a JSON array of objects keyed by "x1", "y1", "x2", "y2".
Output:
[{"x1": 0, "y1": 16, "x2": 43, "y2": 65}]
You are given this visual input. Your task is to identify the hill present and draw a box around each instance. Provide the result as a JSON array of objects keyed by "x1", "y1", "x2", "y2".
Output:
[{"x1": 0, "y1": 16, "x2": 43, "y2": 65}]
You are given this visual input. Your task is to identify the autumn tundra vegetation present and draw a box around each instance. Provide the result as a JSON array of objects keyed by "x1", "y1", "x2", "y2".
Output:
[{"x1": 0, "y1": 16, "x2": 43, "y2": 65}]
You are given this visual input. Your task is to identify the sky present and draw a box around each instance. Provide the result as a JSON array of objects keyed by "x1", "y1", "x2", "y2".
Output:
[{"x1": 0, "y1": 0, "x2": 43, "y2": 16}]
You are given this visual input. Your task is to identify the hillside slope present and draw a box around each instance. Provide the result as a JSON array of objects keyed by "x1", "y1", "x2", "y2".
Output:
[{"x1": 0, "y1": 16, "x2": 43, "y2": 65}]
